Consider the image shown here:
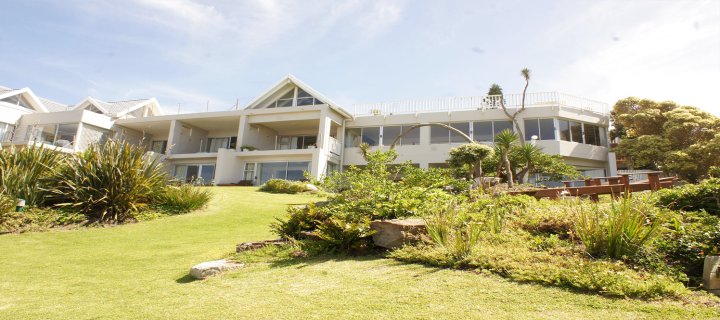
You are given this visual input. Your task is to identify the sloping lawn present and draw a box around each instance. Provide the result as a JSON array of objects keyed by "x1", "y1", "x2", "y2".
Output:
[{"x1": 0, "y1": 187, "x2": 717, "y2": 319}]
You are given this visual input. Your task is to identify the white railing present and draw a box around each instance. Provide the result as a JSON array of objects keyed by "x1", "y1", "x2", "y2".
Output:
[
  {"x1": 328, "y1": 136, "x2": 341, "y2": 155},
  {"x1": 351, "y1": 92, "x2": 607, "y2": 116}
]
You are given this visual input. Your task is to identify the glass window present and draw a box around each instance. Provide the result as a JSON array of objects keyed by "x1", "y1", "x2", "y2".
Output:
[
  {"x1": 286, "y1": 162, "x2": 309, "y2": 181},
  {"x1": 584, "y1": 124, "x2": 601, "y2": 146},
  {"x1": 558, "y1": 120, "x2": 571, "y2": 141},
  {"x1": 302, "y1": 136, "x2": 317, "y2": 149},
  {"x1": 151, "y1": 140, "x2": 167, "y2": 154},
  {"x1": 493, "y1": 121, "x2": 514, "y2": 137},
  {"x1": 296, "y1": 89, "x2": 318, "y2": 106},
  {"x1": 382, "y1": 126, "x2": 401, "y2": 146},
  {"x1": 539, "y1": 119, "x2": 555, "y2": 140},
  {"x1": 570, "y1": 121, "x2": 583, "y2": 143},
  {"x1": 524, "y1": 119, "x2": 540, "y2": 142},
  {"x1": 273, "y1": 90, "x2": 294, "y2": 108},
  {"x1": 54, "y1": 123, "x2": 78, "y2": 147},
  {"x1": 345, "y1": 128, "x2": 361, "y2": 148},
  {"x1": 26, "y1": 124, "x2": 57, "y2": 144},
  {"x1": 450, "y1": 122, "x2": 470, "y2": 143},
  {"x1": 361, "y1": 127, "x2": 380, "y2": 146},
  {"x1": 229, "y1": 137, "x2": 237, "y2": 149},
  {"x1": 0, "y1": 122, "x2": 15, "y2": 142},
  {"x1": 401, "y1": 125, "x2": 420, "y2": 145},
  {"x1": 431, "y1": 124, "x2": 450, "y2": 144},
  {"x1": 243, "y1": 163, "x2": 256, "y2": 181},
  {"x1": 199, "y1": 165, "x2": 215, "y2": 184},
  {"x1": 174, "y1": 165, "x2": 188, "y2": 181},
  {"x1": 206, "y1": 137, "x2": 229, "y2": 152},
  {"x1": 473, "y1": 121, "x2": 493, "y2": 142}
]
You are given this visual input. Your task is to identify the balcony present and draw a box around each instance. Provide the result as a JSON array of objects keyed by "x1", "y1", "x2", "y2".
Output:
[{"x1": 351, "y1": 92, "x2": 608, "y2": 116}]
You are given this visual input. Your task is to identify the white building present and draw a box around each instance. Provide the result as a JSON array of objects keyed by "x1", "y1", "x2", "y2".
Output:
[{"x1": 0, "y1": 76, "x2": 615, "y2": 185}]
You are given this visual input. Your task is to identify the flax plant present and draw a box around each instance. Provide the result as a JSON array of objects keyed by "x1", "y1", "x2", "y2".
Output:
[
  {"x1": 0, "y1": 145, "x2": 66, "y2": 206},
  {"x1": 424, "y1": 201, "x2": 483, "y2": 259}
]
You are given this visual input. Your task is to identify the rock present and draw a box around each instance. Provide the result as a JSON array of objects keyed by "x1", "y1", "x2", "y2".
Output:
[
  {"x1": 305, "y1": 184, "x2": 319, "y2": 191},
  {"x1": 704, "y1": 255, "x2": 720, "y2": 297},
  {"x1": 190, "y1": 259, "x2": 243, "y2": 279},
  {"x1": 236, "y1": 239, "x2": 286, "y2": 252},
  {"x1": 370, "y1": 219, "x2": 427, "y2": 249}
]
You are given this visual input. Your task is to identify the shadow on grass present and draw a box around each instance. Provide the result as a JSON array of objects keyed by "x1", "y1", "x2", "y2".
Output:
[{"x1": 175, "y1": 274, "x2": 198, "y2": 284}]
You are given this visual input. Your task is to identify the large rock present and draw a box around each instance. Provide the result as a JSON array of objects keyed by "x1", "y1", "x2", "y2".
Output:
[
  {"x1": 704, "y1": 255, "x2": 720, "y2": 297},
  {"x1": 236, "y1": 239, "x2": 286, "y2": 252},
  {"x1": 190, "y1": 259, "x2": 243, "y2": 279},
  {"x1": 370, "y1": 219, "x2": 426, "y2": 249}
]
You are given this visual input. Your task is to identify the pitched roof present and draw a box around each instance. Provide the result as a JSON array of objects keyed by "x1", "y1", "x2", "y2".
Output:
[
  {"x1": 39, "y1": 97, "x2": 70, "y2": 112},
  {"x1": 73, "y1": 97, "x2": 162, "y2": 118},
  {"x1": 244, "y1": 75, "x2": 353, "y2": 118}
]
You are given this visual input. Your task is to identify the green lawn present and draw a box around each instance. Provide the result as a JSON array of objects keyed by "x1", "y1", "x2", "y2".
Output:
[{"x1": 0, "y1": 187, "x2": 717, "y2": 319}]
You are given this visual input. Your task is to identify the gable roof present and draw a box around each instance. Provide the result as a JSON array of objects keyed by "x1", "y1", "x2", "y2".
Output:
[
  {"x1": 0, "y1": 87, "x2": 49, "y2": 112},
  {"x1": 73, "y1": 97, "x2": 163, "y2": 118},
  {"x1": 244, "y1": 75, "x2": 353, "y2": 118}
]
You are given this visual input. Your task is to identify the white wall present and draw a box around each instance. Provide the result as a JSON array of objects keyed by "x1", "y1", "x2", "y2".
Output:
[{"x1": 171, "y1": 121, "x2": 208, "y2": 154}]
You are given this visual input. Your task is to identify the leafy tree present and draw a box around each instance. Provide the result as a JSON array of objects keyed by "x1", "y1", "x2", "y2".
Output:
[
  {"x1": 610, "y1": 97, "x2": 720, "y2": 181},
  {"x1": 511, "y1": 143, "x2": 542, "y2": 184},
  {"x1": 447, "y1": 143, "x2": 494, "y2": 180}
]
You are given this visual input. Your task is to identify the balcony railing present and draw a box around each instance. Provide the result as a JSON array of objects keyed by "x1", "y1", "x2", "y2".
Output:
[{"x1": 350, "y1": 92, "x2": 608, "y2": 116}]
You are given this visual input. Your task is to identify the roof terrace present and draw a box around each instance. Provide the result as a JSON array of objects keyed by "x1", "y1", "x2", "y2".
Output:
[{"x1": 350, "y1": 92, "x2": 608, "y2": 117}]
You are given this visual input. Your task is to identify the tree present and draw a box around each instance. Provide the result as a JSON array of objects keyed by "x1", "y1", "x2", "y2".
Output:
[
  {"x1": 512, "y1": 142, "x2": 542, "y2": 184},
  {"x1": 489, "y1": 68, "x2": 531, "y2": 144},
  {"x1": 610, "y1": 97, "x2": 720, "y2": 181},
  {"x1": 448, "y1": 143, "x2": 494, "y2": 180},
  {"x1": 494, "y1": 129, "x2": 518, "y2": 187}
]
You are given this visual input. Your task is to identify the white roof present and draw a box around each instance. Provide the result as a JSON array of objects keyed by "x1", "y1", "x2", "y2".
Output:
[{"x1": 244, "y1": 75, "x2": 353, "y2": 118}]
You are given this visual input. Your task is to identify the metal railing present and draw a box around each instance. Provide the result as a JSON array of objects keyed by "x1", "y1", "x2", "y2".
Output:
[{"x1": 351, "y1": 92, "x2": 608, "y2": 116}]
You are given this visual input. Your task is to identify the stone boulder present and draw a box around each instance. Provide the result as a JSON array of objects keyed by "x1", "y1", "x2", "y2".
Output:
[
  {"x1": 370, "y1": 219, "x2": 427, "y2": 249},
  {"x1": 704, "y1": 255, "x2": 720, "y2": 297},
  {"x1": 236, "y1": 240, "x2": 286, "y2": 252},
  {"x1": 190, "y1": 259, "x2": 243, "y2": 279}
]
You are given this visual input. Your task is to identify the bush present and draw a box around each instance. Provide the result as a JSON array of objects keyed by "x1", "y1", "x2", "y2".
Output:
[
  {"x1": 424, "y1": 200, "x2": 483, "y2": 259},
  {"x1": 152, "y1": 184, "x2": 213, "y2": 214},
  {"x1": 259, "y1": 179, "x2": 308, "y2": 194},
  {"x1": 571, "y1": 196, "x2": 660, "y2": 259},
  {"x1": 655, "y1": 178, "x2": 720, "y2": 214},
  {"x1": 0, "y1": 145, "x2": 66, "y2": 206},
  {"x1": 51, "y1": 140, "x2": 168, "y2": 222},
  {"x1": 1, "y1": 197, "x2": 84, "y2": 234},
  {"x1": 271, "y1": 202, "x2": 330, "y2": 239}
]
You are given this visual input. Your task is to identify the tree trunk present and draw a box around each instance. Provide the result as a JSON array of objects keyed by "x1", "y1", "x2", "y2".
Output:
[{"x1": 503, "y1": 152, "x2": 514, "y2": 187}]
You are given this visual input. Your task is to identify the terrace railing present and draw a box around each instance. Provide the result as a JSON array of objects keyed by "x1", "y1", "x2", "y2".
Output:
[{"x1": 351, "y1": 92, "x2": 607, "y2": 116}]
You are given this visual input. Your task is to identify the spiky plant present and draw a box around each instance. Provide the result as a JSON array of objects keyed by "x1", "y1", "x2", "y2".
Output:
[
  {"x1": 0, "y1": 145, "x2": 66, "y2": 206},
  {"x1": 494, "y1": 129, "x2": 519, "y2": 187},
  {"x1": 51, "y1": 140, "x2": 168, "y2": 222}
]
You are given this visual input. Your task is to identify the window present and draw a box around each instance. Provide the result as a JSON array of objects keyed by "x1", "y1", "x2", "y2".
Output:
[
  {"x1": 431, "y1": 125, "x2": 450, "y2": 144},
  {"x1": 400, "y1": 125, "x2": 420, "y2": 145},
  {"x1": 243, "y1": 163, "x2": 256, "y2": 181},
  {"x1": 525, "y1": 119, "x2": 556, "y2": 141},
  {"x1": 493, "y1": 121, "x2": 514, "y2": 137},
  {"x1": 584, "y1": 124, "x2": 602, "y2": 146},
  {"x1": 257, "y1": 161, "x2": 310, "y2": 184},
  {"x1": 344, "y1": 128, "x2": 361, "y2": 147},
  {"x1": 1, "y1": 95, "x2": 34, "y2": 110},
  {"x1": 524, "y1": 119, "x2": 540, "y2": 142},
  {"x1": 0, "y1": 122, "x2": 15, "y2": 142},
  {"x1": 174, "y1": 164, "x2": 215, "y2": 185},
  {"x1": 277, "y1": 135, "x2": 318, "y2": 149},
  {"x1": 450, "y1": 123, "x2": 471, "y2": 143},
  {"x1": 361, "y1": 127, "x2": 380, "y2": 146},
  {"x1": 473, "y1": 121, "x2": 493, "y2": 142},
  {"x1": 206, "y1": 137, "x2": 237, "y2": 152},
  {"x1": 570, "y1": 121, "x2": 583, "y2": 143},
  {"x1": 296, "y1": 89, "x2": 323, "y2": 106},
  {"x1": 382, "y1": 126, "x2": 401, "y2": 146},
  {"x1": 558, "y1": 120, "x2": 571, "y2": 141},
  {"x1": 151, "y1": 140, "x2": 168, "y2": 154}
]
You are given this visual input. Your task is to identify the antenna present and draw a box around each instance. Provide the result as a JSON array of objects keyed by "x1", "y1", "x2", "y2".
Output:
[
  {"x1": 235, "y1": 98, "x2": 239, "y2": 110},
  {"x1": 177, "y1": 103, "x2": 180, "y2": 114},
  {"x1": 206, "y1": 100, "x2": 209, "y2": 112}
]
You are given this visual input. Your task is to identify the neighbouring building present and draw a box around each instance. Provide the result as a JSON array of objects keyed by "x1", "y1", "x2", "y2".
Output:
[{"x1": 0, "y1": 76, "x2": 616, "y2": 185}]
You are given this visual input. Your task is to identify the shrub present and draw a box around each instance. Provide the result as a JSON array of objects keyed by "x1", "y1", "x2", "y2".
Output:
[
  {"x1": 51, "y1": 140, "x2": 168, "y2": 222},
  {"x1": 1, "y1": 201, "x2": 84, "y2": 234},
  {"x1": 424, "y1": 201, "x2": 483, "y2": 259},
  {"x1": 0, "y1": 145, "x2": 66, "y2": 206},
  {"x1": 654, "y1": 178, "x2": 720, "y2": 214},
  {"x1": 271, "y1": 202, "x2": 330, "y2": 239},
  {"x1": 152, "y1": 184, "x2": 213, "y2": 214},
  {"x1": 315, "y1": 214, "x2": 375, "y2": 253},
  {"x1": 259, "y1": 179, "x2": 308, "y2": 194},
  {"x1": 572, "y1": 196, "x2": 660, "y2": 259}
]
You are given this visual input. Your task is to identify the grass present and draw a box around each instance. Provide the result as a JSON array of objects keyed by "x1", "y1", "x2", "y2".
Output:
[{"x1": 0, "y1": 187, "x2": 718, "y2": 319}]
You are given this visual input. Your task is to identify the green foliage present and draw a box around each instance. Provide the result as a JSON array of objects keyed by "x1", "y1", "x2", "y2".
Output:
[
  {"x1": 482, "y1": 141, "x2": 580, "y2": 183},
  {"x1": 259, "y1": 179, "x2": 308, "y2": 194},
  {"x1": 51, "y1": 140, "x2": 168, "y2": 222},
  {"x1": 271, "y1": 202, "x2": 329, "y2": 239},
  {"x1": 654, "y1": 178, "x2": 720, "y2": 214},
  {"x1": 448, "y1": 143, "x2": 494, "y2": 179},
  {"x1": 315, "y1": 214, "x2": 375, "y2": 253},
  {"x1": 424, "y1": 200, "x2": 483, "y2": 259},
  {"x1": 152, "y1": 184, "x2": 213, "y2": 214},
  {"x1": 494, "y1": 129, "x2": 518, "y2": 187},
  {"x1": 0, "y1": 145, "x2": 66, "y2": 206},
  {"x1": 571, "y1": 196, "x2": 660, "y2": 259},
  {"x1": 610, "y1": 97, "x2": 720, "y2": 181},
  {"x1": 400, "y1": 166, "x2": 471, "y2": 193},
  {"x1": 0, "y1": 196, "x2": 84, "y2": 233}
]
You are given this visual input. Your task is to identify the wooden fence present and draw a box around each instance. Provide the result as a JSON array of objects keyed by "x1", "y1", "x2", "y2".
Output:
[{"x1": 509, "y1": 172, "x2": 675, "y2": 201}]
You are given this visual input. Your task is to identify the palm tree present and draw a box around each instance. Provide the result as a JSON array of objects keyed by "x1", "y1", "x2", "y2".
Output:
[
  {"x1": 514, "y1": 142, "x2": 542, "y2": 184},
  {"x1": 494, "y1": 129, "x2": 518, "y2": 187}
]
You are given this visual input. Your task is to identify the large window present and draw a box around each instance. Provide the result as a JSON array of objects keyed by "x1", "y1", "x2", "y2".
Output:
[
  {"x1": 583, "y1": 124, "x2": 602, "y2": 146},
  {"x1": 450, "y1": 123, "x2": 471, "y2": 143},
  {"x1": 399, "y1": 125, "x2": 420, "y2": 145},
  {"x1": 0, "y1": 122, "x2": 15, "y2": 142},
  {"x1": 151, "y1": 140, "x2": 168, "y2": 154},
  {"x1": 382, "y1": 126, "x2": 402, "y2": 146},
  {"x1": 296, "y1": 89, "x2": 323, "y2": 106},
  {"x1": 346, "y1": 126, "x2": 420, "y2": 147},
  {"x1": 570, "y1": 121, "x2": 583, "y2": 143},
  {"x1": 473, "y1": 121, "x2": 493, "y2": 142},
  {"x1": 558, "y1": 120, "x2": 571, "y2": 141},
  {"x1": 524, "y1": 119, "x2": 555, "y2": 141},
  {"x1": 257, "y1": 161, "x2": 310, "y2": 185},
  {"x1": 493, "y1": 121, "x2": 514, "y2": 137},
  {"x1": 174, "y1": 164, "x2": 215, "y2": 185},
  {"x1": 344, "y1": 128, "x2": 361, "y2": 147},
  {"x1": 205, "y1": 137, "x2": 237, "y2": 152},
  {"x1": 430, "y1": 125, "x2": 451, "y2": 144},
  {"x1": 361, "y1": 127, "x2": 380, "y2": 146}
]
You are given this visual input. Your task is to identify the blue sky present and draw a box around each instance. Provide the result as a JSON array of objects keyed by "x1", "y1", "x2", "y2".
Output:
[{"x1": 1, "y1": 0, "x2": 719, "y2": 115}]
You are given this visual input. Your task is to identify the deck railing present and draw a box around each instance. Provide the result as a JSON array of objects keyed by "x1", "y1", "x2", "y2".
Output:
[{"x1": 351, "y1": 92, "x2": 607, "y2": 116}]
